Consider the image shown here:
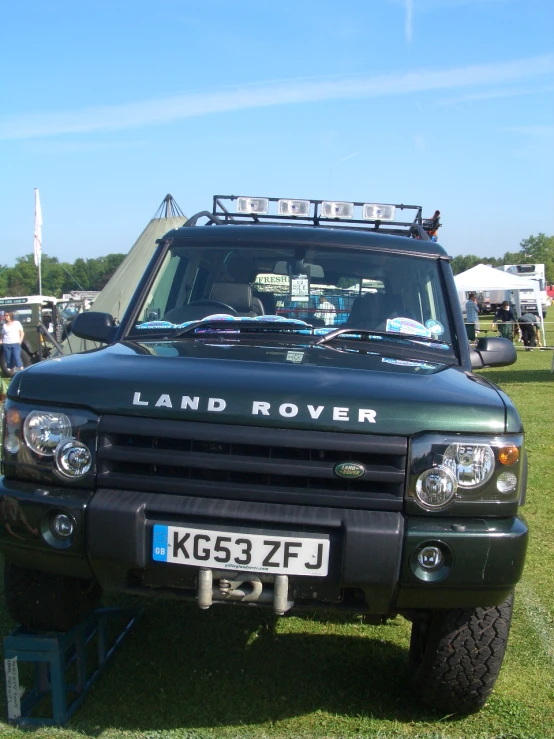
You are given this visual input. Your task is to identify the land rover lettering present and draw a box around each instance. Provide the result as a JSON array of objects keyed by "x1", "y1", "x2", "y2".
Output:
[{"x1": 132, "y1": 392, "x2": 377, "y2": 423}]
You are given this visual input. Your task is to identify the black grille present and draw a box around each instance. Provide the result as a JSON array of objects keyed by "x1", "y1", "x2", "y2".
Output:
[{"x1": 97, "y1": 416, "x2": 407, "y2": 510}]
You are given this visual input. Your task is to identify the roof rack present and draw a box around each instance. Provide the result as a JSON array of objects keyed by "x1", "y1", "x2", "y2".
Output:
[{"x1": 194, "y1": 195, "x2": 434, "y2": 240}]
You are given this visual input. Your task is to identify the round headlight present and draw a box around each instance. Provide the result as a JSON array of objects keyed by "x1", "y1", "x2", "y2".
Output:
[
  {"x1": 55, "y1": 439, "x2": 92, "y2": 478},
  {"x1": 443, "y1": 443, "x2": 495, "y2": 488},
  {"x1": 415, "y1": 466, "x2": 457, "y2": 509},
  {"x1": 24, "y1": 411, "x2": 72, "y2": 457}
]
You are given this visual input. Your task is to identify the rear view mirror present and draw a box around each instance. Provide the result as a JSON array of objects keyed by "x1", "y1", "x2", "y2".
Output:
[
  {"x1": 470, "y1": 336, "x2": 517, "y2": 369},
  {"x1": 71, "y1": 312, "x2": 117, "y2": 344}
]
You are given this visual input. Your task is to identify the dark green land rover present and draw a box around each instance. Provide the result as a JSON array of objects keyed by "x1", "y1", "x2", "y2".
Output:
[{"x1": 0, "y1": 196, "x2": 528, "y2": 713}]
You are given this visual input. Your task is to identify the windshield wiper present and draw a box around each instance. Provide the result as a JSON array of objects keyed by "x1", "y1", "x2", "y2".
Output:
[
  {"x1": 315, "y1": 327, "x2": 450, "y2": 347},
  {"x1": 166, "y1": 319, "x2": 314, "y2": 339}
]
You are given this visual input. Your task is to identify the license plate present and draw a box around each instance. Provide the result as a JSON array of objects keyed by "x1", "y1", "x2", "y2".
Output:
[{"x1": 152, "y1": 524, "x2": 329, "y2": 576}]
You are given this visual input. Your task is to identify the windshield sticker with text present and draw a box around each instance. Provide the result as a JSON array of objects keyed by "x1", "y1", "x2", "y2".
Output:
[
  {"x1": 385, "y1": 317, "x2": 433, "y2": 338},
  {"x1": 136, "y1": 314, "x2": 310, "y2": 330},
  {"x1": 425, "y1": 319, "x2": 445, "y2": 336}
]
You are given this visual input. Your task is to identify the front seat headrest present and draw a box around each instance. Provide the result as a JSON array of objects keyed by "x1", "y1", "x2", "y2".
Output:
[{"x1": 210, "y1": 282, "x2": 253, "y2": 313}]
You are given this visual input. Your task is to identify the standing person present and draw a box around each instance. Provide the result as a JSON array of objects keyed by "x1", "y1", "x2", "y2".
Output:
[
  {"x1": 1, "y1": 311, "x2": 25, "y2": 373},
  {"x1": 465, "y1": 292, "x2": 480, "y2": 332},
  {"x1": 314, "y1": 297, "x2": 336, "y2": 326},
  {"x1": 519, "y1": 311, "x2": 540, "y2": 350},
  {"x1": 423, "y1": 210, "x2": 441, "y2": 241},
  {"x1": 493, "y1": 301, "x2": 519, "y2": 342}
]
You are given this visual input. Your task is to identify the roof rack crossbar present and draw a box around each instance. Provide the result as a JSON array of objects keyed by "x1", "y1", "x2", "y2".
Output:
[
  {"x1": 184, "y1": 211, "x2": 223, "y2": 227},
  {"x1": 206, "y1": 195, "x2": 426, "y2": 234},
  {"x1": 183, "y1": 196, "x2": 437, "y2": 241}
]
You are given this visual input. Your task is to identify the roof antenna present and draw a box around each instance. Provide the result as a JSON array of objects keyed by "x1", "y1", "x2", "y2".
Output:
[{"x1": 153, "y1": 194, "x2": 185, "y2": 219}]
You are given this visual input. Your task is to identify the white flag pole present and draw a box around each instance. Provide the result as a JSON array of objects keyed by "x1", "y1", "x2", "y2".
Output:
[{"x1": 34, "y1": 188, "x2": 43, "y2": 295}]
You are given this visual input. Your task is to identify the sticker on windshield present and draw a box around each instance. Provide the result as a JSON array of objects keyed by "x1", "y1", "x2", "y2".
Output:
[
  {"x1": 286, "y1": 350, "x2": 304, "y2": 363},
  {"x1": 256, "y1": 315, "x2": 308, "y2": 325},
  {"x1": 291, "y1": 275, "x2": 309, "y2": 302},
  {"x1": 385, "y1": 317, "x2": 432, "y2": 338},
  {"x1": 135, "y1": 314, "x2": 313, "y2": 331},
  {"x1": 136, "y1": 320, "x2": 177, "y2": 329},
  {"x1": 425, "y1": 319, "x2": 444, "y2": 336},
  {"x1": 381, "y1": 358, "x2": 437, "y2": 369}
]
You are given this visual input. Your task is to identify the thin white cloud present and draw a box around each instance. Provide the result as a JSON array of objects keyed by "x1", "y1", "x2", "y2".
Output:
[
  {"x1": 405, "y1": 0, "x2": 414, "y2": 44},
  {"x1": 1, "y1": 53, "x2": 553, "y2": 141},
  {"x1": 438, "y1": 85, "x2": 554, "y2": 105}
]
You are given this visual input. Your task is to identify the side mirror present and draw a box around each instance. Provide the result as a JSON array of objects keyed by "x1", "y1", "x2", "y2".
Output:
[
  {"x1": 470, "y1": 336, "x2": 517, "y2": 369},
  {"x1": 71, "y1": 312, "x2": 117, "y2": 343}
]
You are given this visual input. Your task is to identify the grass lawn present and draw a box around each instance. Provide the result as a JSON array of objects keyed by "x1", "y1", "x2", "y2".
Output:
[{"x1": 0, "y1": 311, "x2": 552, "y2": 739}]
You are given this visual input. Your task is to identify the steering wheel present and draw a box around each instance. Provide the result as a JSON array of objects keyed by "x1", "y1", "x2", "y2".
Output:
[{"x1": 187, "y1": 300, "x2": 239, "y2": 316}]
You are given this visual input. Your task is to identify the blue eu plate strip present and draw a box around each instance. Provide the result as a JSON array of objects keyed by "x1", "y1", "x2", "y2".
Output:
[{"x1": 152, "y1": 525, "x2": 168, "y2": 562}]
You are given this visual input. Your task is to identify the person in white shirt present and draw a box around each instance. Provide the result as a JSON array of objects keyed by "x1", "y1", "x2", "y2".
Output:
[
  {"x1": 314, "y1": 298, "x2": 336, "y2": 326},
  {"x1": 1, "y1": 312, "x2": 25, "y2": 372}
]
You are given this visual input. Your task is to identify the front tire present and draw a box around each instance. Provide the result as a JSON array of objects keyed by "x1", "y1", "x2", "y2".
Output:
[
  {"x1": 0, "y1": 350, "x2": 11, "y2": 377},
  {"x1": 19, "y1": 346, "x2": 32, "y2": 368},
  {"x1": 408, "y1": 594, "x2": 514, "y2": 714},
  {"x1": 4, "y1": 561, "x2": 102, "y2": 632}
]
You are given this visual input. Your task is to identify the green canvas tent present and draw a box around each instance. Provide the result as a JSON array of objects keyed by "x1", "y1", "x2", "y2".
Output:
[{"x1": 60, "y1": 194, "x2": 186, "y2": 355}]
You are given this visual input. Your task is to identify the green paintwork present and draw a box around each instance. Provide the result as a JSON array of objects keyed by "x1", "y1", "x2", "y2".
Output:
[{"x1": 11, "y1": 338, "x2": 518, "y2": 435}]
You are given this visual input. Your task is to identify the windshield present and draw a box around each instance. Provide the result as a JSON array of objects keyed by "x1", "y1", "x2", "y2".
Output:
[
  {"x1": 130, "y1": 242, "x2": 452, "y2": 345},
  {"x1": 0, "y1": 307, "x2": 34, "y2": 324}
]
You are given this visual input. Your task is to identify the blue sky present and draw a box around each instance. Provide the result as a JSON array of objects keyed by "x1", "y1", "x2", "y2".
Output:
[{"x1": 1, "y1": 0, "x2": 553, "y2": 267}]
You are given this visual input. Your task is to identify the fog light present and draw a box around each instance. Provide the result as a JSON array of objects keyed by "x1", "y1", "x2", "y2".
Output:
[
  {"x1": 55, "y1": 439, "x2": 92, "y2": 478},
  {"x1": 417, "y1": 546, "x2": 443, "y2": 570},
  {"x1": 51, "y1": 513, "x2": 74, "y2": 539},
  {"x1": 497, "y1": 471, "x2": 518, "y2": 494},
  {"x1": 415, "y1": 466, "x2": 457, "y2": 509}
]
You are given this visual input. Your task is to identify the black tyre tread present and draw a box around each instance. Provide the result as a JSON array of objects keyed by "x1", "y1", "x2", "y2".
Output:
[
  {"x1": 0, "y1": 350, "x2": 10, "y2": 377},
  {"x1": 411, "y1": 594, "x2": 514, "y2": 714},
  {"x1": 4, "y1": 561, "x2": 102, "y2": 632},
  {"x1": 20, "y1": 346, "x2": 32, "y2": 367}
]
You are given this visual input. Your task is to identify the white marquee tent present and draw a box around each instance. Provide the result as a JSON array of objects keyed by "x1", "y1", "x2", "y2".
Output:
[{"x1": 454, "y1": 263, "x2": 545, "y2": 344}]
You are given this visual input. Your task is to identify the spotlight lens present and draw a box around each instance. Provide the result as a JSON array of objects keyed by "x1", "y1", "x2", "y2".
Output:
[
  {"x1": 417, "y1": 546, "x2": 443, "y2": 569},
  {"x1": 55, "y1": 439, "x2": 92, "y2": 478},
  {"x1": 52, "y1": 513, "x2": 74, "y2": 539},
  {"x1": 416, "y1": 466, "x2": 457, "y2": 509}
]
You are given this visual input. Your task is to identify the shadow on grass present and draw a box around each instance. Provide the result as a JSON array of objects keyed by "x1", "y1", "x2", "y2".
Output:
[
  {"x1": 481, "y1": 369, "x2": 553, "y2": 384},
  {"x1": 58, "y1": 600, "x2": 445, "y2": 734}
]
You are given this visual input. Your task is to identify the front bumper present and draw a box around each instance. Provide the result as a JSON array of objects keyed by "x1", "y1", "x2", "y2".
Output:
[{"x1": 0, "y1": 478, "x2": 528, "y2": 614}]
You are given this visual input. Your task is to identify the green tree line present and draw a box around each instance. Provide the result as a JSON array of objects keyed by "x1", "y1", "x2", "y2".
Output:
[
  {"x1": 0, "y1": 253, "x2": 126, "y2": 298},
  {"x1": 0, "y1": 234, "x2": 552, "y2": 299},
  {"x1": 451, "y1": 233, "x2": 553, "y2": 283}
]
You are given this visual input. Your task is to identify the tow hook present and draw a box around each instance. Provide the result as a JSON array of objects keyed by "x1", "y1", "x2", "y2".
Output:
[{"x1": 197, "y1": 569, "x2": 293, "y2": 615}]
